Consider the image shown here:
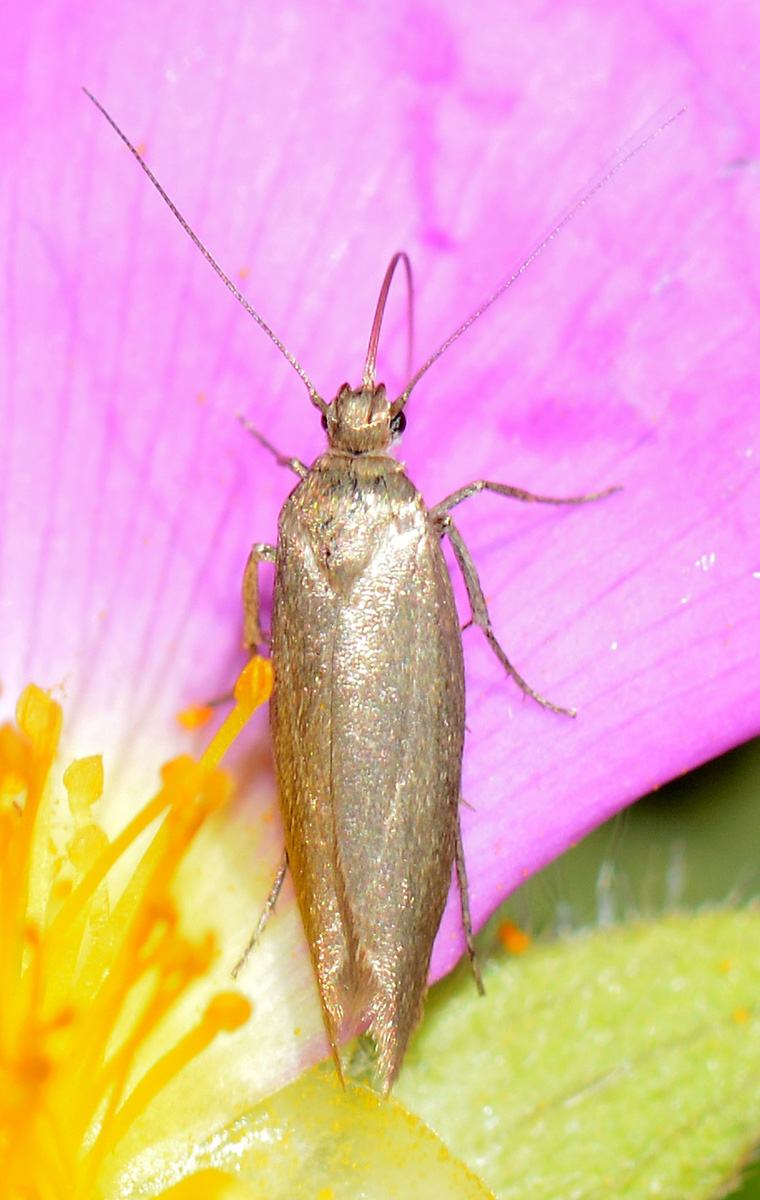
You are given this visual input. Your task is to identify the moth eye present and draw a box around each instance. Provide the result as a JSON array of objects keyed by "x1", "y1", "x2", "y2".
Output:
[
  {"x1": 321, "y1": 413, "x2": 328, "y2": 430},
  {"x1": 391, "y1": 411, "x2": 407, "y2": 436}
]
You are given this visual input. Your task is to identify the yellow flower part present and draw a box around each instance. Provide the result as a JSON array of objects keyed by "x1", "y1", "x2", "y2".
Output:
[{"x1": 0, "y1": 659, "x2": 272, "y2": 1200}]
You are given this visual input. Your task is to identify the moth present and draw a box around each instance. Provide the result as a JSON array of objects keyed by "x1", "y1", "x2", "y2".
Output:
[
  {"x1": 236, "y1": 251, "x2": 615, "y2": 1090},
  {"x1": 85, "y1": 90, "x2": 678, "y2": 1091}
]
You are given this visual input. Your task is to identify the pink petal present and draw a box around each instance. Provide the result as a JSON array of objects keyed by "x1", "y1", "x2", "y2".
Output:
[{"x1": 2, "y1": 1, "x2": 758, "y2": 995}]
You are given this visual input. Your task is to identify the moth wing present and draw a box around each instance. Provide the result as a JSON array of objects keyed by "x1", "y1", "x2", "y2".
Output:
[
  {"x1": 270, "y1": 470, "x2": 465, "y2": 1088},
  {"x1": 269, "y1": 497, "x2": 356, "y2": 1068},
  {"x1": 330, "y1": 507, "x2": 465, "y2": 1087}
]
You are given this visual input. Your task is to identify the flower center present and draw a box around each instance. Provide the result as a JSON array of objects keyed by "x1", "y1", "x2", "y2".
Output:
[{"x1": 0, "y1": 658, "x2": 272, "y2": 1198}]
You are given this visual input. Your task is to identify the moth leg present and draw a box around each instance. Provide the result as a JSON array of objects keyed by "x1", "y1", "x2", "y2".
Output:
[
  {"x1": 437, "y1": 514, "x2": 576, "y2": 717},
  {"x1": 455, "y1": 815, "x2": 485, "y2": 995},
  {"x1": 432, "y1": 477, "x2": 620, "y2": 515},
  {"x1": 195, "y1": 544, "x2": 273, "y2": 708},
  {"x1": 243, "y1": 543, "x2": 277, "y2": 651},
  {"x1": 232, "y1": 849, "x2": 289, "y2": 978},
  {"x1": 237, "y1": 413, "x2": 309, "y2": 478}
]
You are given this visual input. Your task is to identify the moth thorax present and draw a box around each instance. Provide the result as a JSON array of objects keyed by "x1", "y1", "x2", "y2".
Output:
[{"x1": 326, "y1": 383, "x2": 393, "y2": 454}]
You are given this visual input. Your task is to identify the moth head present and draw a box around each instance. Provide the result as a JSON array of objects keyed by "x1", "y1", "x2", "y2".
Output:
[{"x1": 322, "y1": 383, "x2": 405, "y2": 454}]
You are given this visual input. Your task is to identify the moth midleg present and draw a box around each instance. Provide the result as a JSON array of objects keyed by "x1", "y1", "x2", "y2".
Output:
[
  {"x1": 237, "y1": 415, "x2": 309, "y2": 478},
  {"x1": 242, "y1": 543, "x2": 277, "y2": 650},
  {"x1": 454, "y1": 814, "x2": 485, "y2": 995},
  {"x1": 432, "y1": 478, "x2": 620, "y2": 514},
  {"x1": 232, "y1": 849, "x2": 289, "y2": 978},
  {"x1": 435, "y1": 514, "x2": 575, "y2": 717}
]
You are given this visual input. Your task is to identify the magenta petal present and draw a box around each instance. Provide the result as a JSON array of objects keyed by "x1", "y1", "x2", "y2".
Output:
[{"x1": 2, "y1": 0, "x2": 759, "y2": 1002}]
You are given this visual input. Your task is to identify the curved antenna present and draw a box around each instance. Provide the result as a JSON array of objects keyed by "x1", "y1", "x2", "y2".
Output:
[
  {"x1": 362, "y1": 251, "x2": 414, "y2": 389},
  {"x1": 83, "y1": 88, "x2": 327, "y2": 415},
  {"x1": 391, "y1": 104, "x2": 687, "y2": 416}
]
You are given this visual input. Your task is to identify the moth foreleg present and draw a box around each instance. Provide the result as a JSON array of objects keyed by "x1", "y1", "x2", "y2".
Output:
[
  {"x1": 243, "y1": 543, "x2": 277, "y2": 651},
  {"x1": 232, "y1": 848, "x2": 289, "y2": 978},
  {"x1": 454, "y1": 815, "x2": 484, "y2": 996},
  {"x1": 237, "y1": 414, "x2": 309, "y2": 478},
  {"x1": 436, "y1": 514, "x2": 575, "y2": 717}
]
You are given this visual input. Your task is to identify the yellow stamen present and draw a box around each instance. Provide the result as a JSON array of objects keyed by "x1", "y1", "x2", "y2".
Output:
[
  {"x1": 99, "y1": 993, "x2": 251, "y2": 1164},
  {"x1": 177, "y1": 704, "x2": 215, "y2": 730},
  {"x1": 201, "y1": 657, "x2": 273, "y2": 770},
  {"x1": 497, "y1": 920, "x2": 531, "y2": 955}
]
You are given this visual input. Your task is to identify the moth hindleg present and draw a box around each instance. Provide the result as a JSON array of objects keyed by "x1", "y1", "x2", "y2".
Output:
[
  {"x1": 435, "y1": 514, "x2": 575, "y2": 716},
  {"x1": 232, "y1": 849, "x2": 289, "y2": 978},
  {"x1": 454, "y1": 813, "x2": 485, "y2": 995}
]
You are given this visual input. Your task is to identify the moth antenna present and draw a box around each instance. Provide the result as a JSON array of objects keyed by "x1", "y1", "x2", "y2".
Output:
[
  {"x1": 83, "y1": 88, "x2": 328, "y2": 416},
  {"x1": 391, "y1": 104, "x2": 688, "y2": 417},
  {"x1": 362, "y1": 251, "x2": 414, "y2": 389}
]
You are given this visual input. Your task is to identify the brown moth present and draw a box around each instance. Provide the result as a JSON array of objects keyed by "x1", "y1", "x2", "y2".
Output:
[{"x1": 85, "y1": 90, "x2": 679, "y2": 1091}]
